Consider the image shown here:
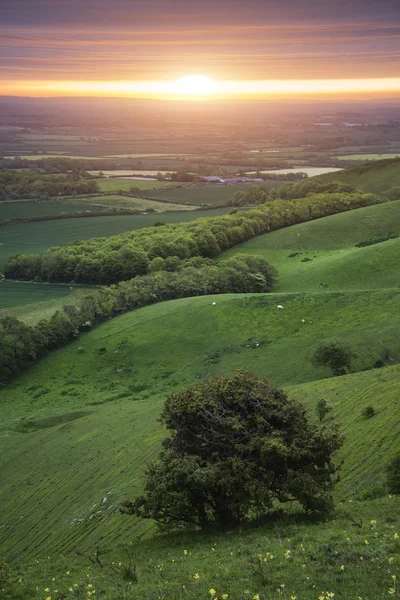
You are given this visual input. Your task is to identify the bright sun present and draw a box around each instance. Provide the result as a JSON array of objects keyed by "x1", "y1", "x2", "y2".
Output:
[{"x1": 174, "y1": 75, "x2": 217, "y2": 95}]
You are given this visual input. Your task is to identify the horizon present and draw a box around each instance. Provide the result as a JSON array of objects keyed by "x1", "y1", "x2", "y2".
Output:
[{"x1": 2, "y1": 0, "x2": 400, "y2": 99}]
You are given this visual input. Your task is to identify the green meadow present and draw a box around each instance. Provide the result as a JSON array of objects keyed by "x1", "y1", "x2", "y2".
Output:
[
  {"x1": 318, "y1": 157, "x2": 400, "y2": 193},
  {"x1": 1, "y1": 170, "x2": 400, "y2": 599},
  {"x1": 93, "y1": 177, "x2": 180, "y2": 192},
  {"x1": 0, "y1": 281, "x2": 73, "y2": 309}
]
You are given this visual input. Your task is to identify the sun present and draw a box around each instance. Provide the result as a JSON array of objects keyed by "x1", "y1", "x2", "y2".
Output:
[{"x1": 174, "y1": 75, "x2": 217, "y2": 95}]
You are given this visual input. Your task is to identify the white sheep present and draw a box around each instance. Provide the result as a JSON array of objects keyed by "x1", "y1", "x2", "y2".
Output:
[
  {"x1": 277, "y1": 305, "x2": 284, "y2": 310},
  {"x1": 212, "y1": 302, "x2": 217, "y2": 306}
]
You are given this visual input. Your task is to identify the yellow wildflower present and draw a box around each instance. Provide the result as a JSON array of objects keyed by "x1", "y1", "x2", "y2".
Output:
[
  {"x1": 253, "y1": 594, "x2": 260, "y2": 600},
  {"x1": 370, "y1": 520, "x2": 376, "y2": 528},
  {"x1": 388, "y1": 588, "x2": 395, "y2": 595},
  {"x1": 364, "y1": 540, "x2": 369, "y2": 545},
  {"x1": 210, "y1": 589, "x2": 217, "y2": 596},
  {"x1": 394, "y1": 532, "x2": 399, "y2": 540},
  {"x1": 87, "y1": 584, "x2": 93, "y2": 589},
  {"x1": 192, "y1": 573, "x2": 200, "y2": 580},
  {"x1": 340, "y1": 565, "x2": 345, "y2": 570},
  {"x1": 221, "y1": 594, "x2": 228, "y2": 599},
  {"x1": 45, "y1": 597, "x2": 52, "y2": 600},
  {"x1": 66, "y1": 570, "x2": 70, "y2": 575},
  {"x1": 280, "y1": 584, "x2": 285, "y2": 588},
  {"x1": 184, "y1": 550, "x2": 188, "y2": 555},
  {"x1": 392, "y1": 575, "x2": 397, "y2": 580},
  {"x1": 44, "y1": 588, "x2": 50, "y2": 592},
  {"x1": 284, "y1": 550, "x2": 291, "y2": 559},
  {"x1": 291, "y1": 596, "x2": 297, "y2": 600}
]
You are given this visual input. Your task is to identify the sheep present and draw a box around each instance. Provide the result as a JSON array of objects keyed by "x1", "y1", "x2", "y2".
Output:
[
  {"x1": 212, "y1": 301, "x2": 217, "y2": 306},
  {"x1": 277, "y1": 305, "x2": 284, "y2": 310},
  {"x1": 301, "y1": 319, "x2": 306, "y2": 324}
]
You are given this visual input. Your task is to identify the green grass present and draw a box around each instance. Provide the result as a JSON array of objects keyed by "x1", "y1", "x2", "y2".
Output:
[
  {"x1": 0, "y1": 285, "x2": 90, "y2": 323},
  {"x1": 0, "y1": 292, "x2": 399, "y2": 571},
  {"x1": 1, "y1": 195, "x2": 400, "y2": 599},
  {"x1": 93, "y1": 178, "x2": 180, "y2": 193},
  {"x1": 316, "y1": 157, "x2": 400, "y2": 194},
  {"x1": 142, "y1": 182, "x2": 285, "y2": 206},
  {"x1": 0, "y1": 281, "x2": 73, "y2": 309},
  {"x1": 220, "y1": 199, "x2": 400, "y2": 292},
  {"x1": 0, "y1": 207, "x2": 234, "y2": 267},
  {"x1": 0, "y1": 201, "x2": 86, "y2": 220}
]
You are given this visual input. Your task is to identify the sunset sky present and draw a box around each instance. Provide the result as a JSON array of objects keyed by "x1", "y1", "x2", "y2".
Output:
[{"x1": 1, "y1": 0, "x2": 400, "y2": 98}]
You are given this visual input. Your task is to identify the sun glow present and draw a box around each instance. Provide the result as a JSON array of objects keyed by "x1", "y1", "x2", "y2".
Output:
[{"x1": 174, "y1": 75, "x2": 217, "y2": 95}]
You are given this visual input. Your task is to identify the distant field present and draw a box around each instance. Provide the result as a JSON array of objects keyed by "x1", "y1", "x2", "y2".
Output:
[
  {"x1": 337, "y1": 154, "x2": 400, "y2": 161},
  {"x1": 0, "y1": 207, "x2": 234, "y2": 266},
  {"x1": 104, "y1": 153, "x2": 198, "y2": 158},
  {"x1": 142, "y1": 181, "x2": 285, "y2": 205},
  {"x1": 72, "y1": 194, "x2": 198, "y2": 212},
  {"x1": 4, "y1": 155, "x2": 106, "y2": 160},
  {"x1": 0, "y1": 284, "x2": 90, "y2": 322},
  {"x1": 246, "y1": 166, "x2": 343, "y2": 177},
  {"x1": 0, "y1": 201, "x2": 85, "y2": 220},
  {"x1": 87, "y1": 170, "x2": 156, "y2": 177},
  {"x1": 93, "y1": 177, "x2": 179, "y2": 192},
  {"x1": 0, "y1": 281, "x2": 72, "y2": 309}
]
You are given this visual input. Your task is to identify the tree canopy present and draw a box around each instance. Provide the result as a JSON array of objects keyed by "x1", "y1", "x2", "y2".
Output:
[{"x1": 124, "y1": 371, "x2": 343, "y2": 530}]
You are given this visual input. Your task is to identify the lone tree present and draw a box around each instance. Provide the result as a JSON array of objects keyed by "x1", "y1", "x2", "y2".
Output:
[
  {"x1": 122, "y1": 371, "x2": 343, "y2": 530},
  {"x1": 312, "y1": 340, "x2": 354, "y2": 376}
]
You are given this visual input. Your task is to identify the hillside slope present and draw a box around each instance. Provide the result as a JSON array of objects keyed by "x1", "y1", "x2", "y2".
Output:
[
  {"x1": 1, "y1": 291, "x2": 400, "y2": 562},
  {"x1": 316, "y1": 157, "x2": 400, "y2": 193}
]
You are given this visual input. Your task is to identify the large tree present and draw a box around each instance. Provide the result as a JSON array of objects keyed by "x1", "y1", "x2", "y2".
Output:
[{"x1": 123, "y1": 371, "x2": 343, "y2": 530}]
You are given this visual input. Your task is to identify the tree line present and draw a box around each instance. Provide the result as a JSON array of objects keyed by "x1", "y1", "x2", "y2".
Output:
[
  {"x1": 0, "y1": 170, "x2": 99, "y2": 200},
  {"x1": 0, "y1": 254, "x2": 277, "y2": 384},
  {"x1": 4, "y1": 190, "x2": 386, "y2": 285}
]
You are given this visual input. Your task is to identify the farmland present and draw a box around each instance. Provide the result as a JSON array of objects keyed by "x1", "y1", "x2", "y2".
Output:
[
  {"x1": 0, "y1": 201, "x2": 85, "y2": 220},
  {"x1": 0, "y1": 280, "x2": 72, "y2": 309},
  {"x1": 0, "y1": 207, "x2": 235, "y2": 266},
  {"x1": 93, "y1": 177, "x2": 180, "y2": 192}
]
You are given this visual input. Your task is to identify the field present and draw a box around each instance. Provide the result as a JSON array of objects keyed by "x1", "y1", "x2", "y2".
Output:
[
  {"x1": 316, "y1": 157, "x2": 400, "y2": 194},
  {"x1": 220, "y1": 199, "x2": 400, "y2": 292},
  {"x1": 93, "y1": 177, "x2": 180, "y2": 192},
  {"x1": 1, "y1": 167, "x2": 400, "y2": 599},
  {"x1": 0, "y1": 281, "x2": 73, "y2": 309},
  {"x1": 0, "y1": 207, "x2": 235, "y2": 266},
  {"x1": 246, "y1": 167, "x2": 343, "y2": 177},
  {"x1": 142, "y1": 181, "x2": 285, "y2": 205},
  {"x1": 0, "y1": 201, "x2": 86, "y2": 220}
]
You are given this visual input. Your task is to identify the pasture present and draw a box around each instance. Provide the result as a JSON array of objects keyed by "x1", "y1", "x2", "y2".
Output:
[
  {"x1": 0, "y1": 290, "x2": 399, "y2": 566},
  {"x1": 246, "y1": 166, "x2": 343, "y2": 177},
  {"x1": 0, "y1": 207, "x2": 234, "y2": 266},
  {"x1": 0, "y1": 281, "x2": 72, "y2": 309},
  {"x1": 316, "y1": 157, "x2": 400, "y2": 193},
  {"x1": 220, "y1": 199, "x2": 400, "y2": 292},
  {"x1": 141, "y1": 181, "x2": 285, "y2": 205},
  {"x1": 0, "y1": 201, "x2": 85, "y2": 220},
  {"x1": 337, "y1": 153, "x2": 400, "y2": 160},
  {"x1": 93, "y1": 177, "x2": 180, "y2": 192}
]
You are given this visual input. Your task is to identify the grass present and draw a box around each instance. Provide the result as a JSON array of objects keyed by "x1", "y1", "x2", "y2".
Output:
[
  {"x1": 93, "y1": 178, "x2": 180, "y2": 192},
  {"x1": 316, "y1": 157, "x2": 400, "y2": 194},
  {"x1": 0, "y1": 201, "x2": 86, "y2": 220},
  {"x1": 0, "y1": 281, "x2": 73, "y2": 309},
  {"x1": 68, "y1": 194, "x2": 199, "y2": 212},
  {"x1": 246, "y1": 167, "x2": 343, "y2": 177},
  {"x1": 220, "y1": 199, "x2": 400, "y2": 292},
  {"x1": 1, "y1": 192, "x2": 400, "y2": 599},
  {"x1": 0, "y1": 207, "x2": 234, "y2": 267},
  {"x1": 0, "y1": 285, "x2": 89, "y2": 323},
  {"x1": 142, "y1": 181, "x2": 285, "y2": 206}
]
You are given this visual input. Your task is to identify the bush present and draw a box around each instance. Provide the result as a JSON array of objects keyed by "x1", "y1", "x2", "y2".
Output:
[
  {"x1": 387, "y1": 453, "x2": 400, "y2": 494},
  {"x1": 316, "y1": 399, "x2": 333, "y2": 422},
  {"x1": 122, "y1": 371, "x2": 343, "y2": 530},
  {"x1": 362, "y1": 405, "x2": 376, "y2": 419},
  {"x1": 312, "y1": 340, "x2": 354, "y2": 376}
]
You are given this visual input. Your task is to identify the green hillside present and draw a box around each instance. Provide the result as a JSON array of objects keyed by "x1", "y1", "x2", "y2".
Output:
[
  {"x1": 220, "y1": 199, "x2": 400, "y2": 292},
  {"x1": 1, "y1": 291, "x2": 399, "y2": 564},
  {"x1": 1, "y1": 195, "x2": 400, "y2": 600},
  {"x1": 316, "y1": 157, "x2": 400, "y2": 193}
]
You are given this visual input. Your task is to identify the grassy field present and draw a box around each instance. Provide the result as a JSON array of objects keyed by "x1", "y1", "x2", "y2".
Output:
[
  {"x1": 316, "y1": 157, "x2": 400, "y2": 193},
  {"x1": 219, "y1": 199, "x2": 400, "y2": 292},
  {"x1": 0, "y1": 207, "x2": 234, "y2": 266},
  {"x1": 93, "y1": 178, "x2": 180, "y2": 192},
  {"x1": 0, "y1": 281, "x2": 73, "y2": 309},
  {"x1": 142, "y1": 181, "x2": 286, "y2": 205},
  {"x1": 0, "y1": 291, "x2": 399, "y2": 565},
  {"x1": 1, "y1": 191, "x2": 400, "y2": 599},
  {"x1": 246, "y1": 167, "x2": 343, "y2": 177},
  {"x1": 0, "y1": 201, "x2": 86, "y2": 220}
]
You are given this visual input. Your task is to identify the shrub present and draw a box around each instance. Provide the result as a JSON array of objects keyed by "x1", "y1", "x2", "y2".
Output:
[
  {"x1": 362, "y1": 405, "x2": 376, "y2": 419},
  {"x1": 387, "y1": 453, "x2": 400, "y2": 494},
  {"x1": 122, "y1": 370, "x2": 343, "y2": 530}
]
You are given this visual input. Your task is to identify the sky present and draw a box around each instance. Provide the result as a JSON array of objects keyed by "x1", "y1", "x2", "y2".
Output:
[{"x1": 1, "y1": 0, "x2": 400, "y2": 98}]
